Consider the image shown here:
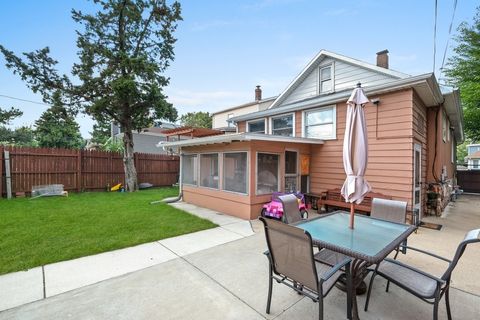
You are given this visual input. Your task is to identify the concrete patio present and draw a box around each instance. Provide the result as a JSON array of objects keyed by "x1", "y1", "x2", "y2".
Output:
[{"x1": 0, "y1": 194, "x2": 479, "y2": 319}]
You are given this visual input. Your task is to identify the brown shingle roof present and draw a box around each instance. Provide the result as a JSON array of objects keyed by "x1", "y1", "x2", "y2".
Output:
[
  {"x1": 466, "y1": 151, "x2": 480, "y2": 159},
  {"x1": 161, "y1": 126, "x2": 224, "y2": 138}
]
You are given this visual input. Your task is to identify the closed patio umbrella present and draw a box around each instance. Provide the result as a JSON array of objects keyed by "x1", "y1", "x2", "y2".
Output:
[{"x1": 341, "y1": 83, "x2": 371, "y2": 229}]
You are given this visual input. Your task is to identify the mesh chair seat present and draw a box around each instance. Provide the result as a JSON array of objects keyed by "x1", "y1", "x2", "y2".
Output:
[
  {"x1": 315, "y1": 261, "x2": 344, "y2": 296},
  {"x1": 365, "y1": 229, "x2": 480, "y2": 320},
  {"x1": 376, "y1": 259, "x2": 438, "y2": 298},
  {"x1": 265, "y1": 250, "x2": 344, "y2": 296},
  {"x1": 315, "y1": 249, "x2": 350, "y2": 268}
]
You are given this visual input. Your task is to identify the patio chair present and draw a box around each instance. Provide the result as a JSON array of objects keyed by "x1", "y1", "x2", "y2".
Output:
[
  {"x1": 371, "y1": 198, "x2": 408, "y2": 258},
  {"x1": 371, "y1": 198, "x2": 407, "y2": 224},
  {"x1": 364, "y1": 229, "x2": 480, "y2": 320},
  {"x1": 279, "y1": 194, "x2": 304, "y2": 224},
  {"x1": 260, "y1": 217, "x2": 352, "y2": 320}
]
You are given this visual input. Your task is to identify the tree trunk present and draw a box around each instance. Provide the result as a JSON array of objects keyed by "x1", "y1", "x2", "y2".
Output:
[{"x1": 122, "y1": 128, "x2": 138, "y2": 192}]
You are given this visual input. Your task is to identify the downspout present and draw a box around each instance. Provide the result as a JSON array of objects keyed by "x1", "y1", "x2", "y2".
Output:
[
  {"x1": 432, "y1": 107, "x2": 440, "y2": 182},
  {"x1": 151, "y1": 147, "x2": 183, "y2": 204}
]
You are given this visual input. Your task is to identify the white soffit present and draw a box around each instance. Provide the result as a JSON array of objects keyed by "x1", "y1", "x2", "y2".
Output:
[{"x1": 157, "y1": 133, "x2": 324, "y2": 148}]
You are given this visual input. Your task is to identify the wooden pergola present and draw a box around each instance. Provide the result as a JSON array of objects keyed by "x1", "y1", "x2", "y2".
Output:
[{"x1": 161, "y1": 126, "x2": 225, "y2": 141}]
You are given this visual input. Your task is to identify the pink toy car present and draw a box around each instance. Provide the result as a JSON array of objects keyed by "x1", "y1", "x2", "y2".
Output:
[{"x1": 261, "y1": 192, "x2": 308, "y2": 221}]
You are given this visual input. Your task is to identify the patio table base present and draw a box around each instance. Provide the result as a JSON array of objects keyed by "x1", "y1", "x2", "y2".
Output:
[{"x1": 335, "y1": 274, "x2": 367, "y2": 295}]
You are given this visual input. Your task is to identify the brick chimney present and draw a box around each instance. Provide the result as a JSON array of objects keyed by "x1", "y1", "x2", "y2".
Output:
[
  {"x1": 255, "y1": 85, "x2": 262, "y2": 101},
  {"x1": 376, "y1": 50, "x2": 389, "y2": 69}
]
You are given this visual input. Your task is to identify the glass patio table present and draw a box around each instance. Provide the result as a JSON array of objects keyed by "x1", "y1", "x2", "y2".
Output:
[{"x1": 296, "y1": 211, "x2": 416, "y2": 320}]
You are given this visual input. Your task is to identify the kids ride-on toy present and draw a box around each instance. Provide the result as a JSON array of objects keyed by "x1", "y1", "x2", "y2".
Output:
[{"x1": 260, "y1": 192, "x2": 308, "y2": 221}]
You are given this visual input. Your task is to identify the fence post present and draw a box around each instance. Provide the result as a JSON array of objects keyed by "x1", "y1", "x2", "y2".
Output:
[
  {"x1": 77, "y1": 149, "x2": 82, "y2": 192},
  {"x1": 0, "y1": 146, "x2": 3, "y2": 198},
  {"x1": 4, "y1": 150, "x2": 12, "y2": 199}
]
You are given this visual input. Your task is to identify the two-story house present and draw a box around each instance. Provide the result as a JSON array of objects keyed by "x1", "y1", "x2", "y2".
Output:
[
  {"x1": 466, "y1": 144, "x2": 480, "y2": 170},
  {"x1": 161, "y1": 49, "x2": 463, "y2": 222}
]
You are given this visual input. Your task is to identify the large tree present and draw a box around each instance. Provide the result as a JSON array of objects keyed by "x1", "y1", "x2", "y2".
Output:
[
  {"x1": 444, "y1": 6, "x2": 480, "y2": 142},
  {"x1": 0, "y1": 0, "x2": 181, "y2": 191},
  {"x1": 179, "y1": 111, "x2": 212, "y2": 128},
  {"x1": 35, "y1": 91, "x2": 84, "y2": 149},
  {"x1": 0, "y1": 107, "x2": 36, "y2": 146},
  {"x1": 0, "y1": 107, "x2": 22, "y2": 125}
]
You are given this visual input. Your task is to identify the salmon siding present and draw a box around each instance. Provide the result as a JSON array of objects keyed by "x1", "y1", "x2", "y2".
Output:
[{"x1": 236, "y1": 88, "x2": 455, "y2": 215}]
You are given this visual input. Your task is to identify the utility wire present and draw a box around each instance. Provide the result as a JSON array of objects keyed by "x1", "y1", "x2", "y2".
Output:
[
  {"x1": 440, "y1": 0, "x2": 458, "y2": 79},
  {"x1": 0, "y1": 94, "x2": 50, "y2": 106},
  {"x1": 433, "y1": 0, "x2": 438, "y2": 74}
]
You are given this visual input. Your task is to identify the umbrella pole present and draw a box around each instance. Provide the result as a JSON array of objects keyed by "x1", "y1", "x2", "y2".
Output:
[{"x1": 349, "y1": 203, "x2": 355, "y2": 229}]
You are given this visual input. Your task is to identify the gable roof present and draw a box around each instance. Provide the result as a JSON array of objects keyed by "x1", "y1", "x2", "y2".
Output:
[
  {"x1": 230, "y1": 73, "x2": 442, "y2": 122},
  {"x1": 268, "y1": 49, "x2": 410, "y2": 109}
]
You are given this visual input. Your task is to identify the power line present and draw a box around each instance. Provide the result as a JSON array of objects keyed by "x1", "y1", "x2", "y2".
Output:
[
  {"x1": 433, "y1": 0, "x2": 438, "y2": 73},
  {"x1": 0, "y1": 94, "x2": 50, "y2": 106},
  {"x1": 440, "y1": 0, "x2": 458, "y2": 78}
]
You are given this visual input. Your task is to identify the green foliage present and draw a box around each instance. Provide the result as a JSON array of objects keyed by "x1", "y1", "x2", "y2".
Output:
[
  {"x1": 102, "y1": 137, "x2": 124, "y2": 152},
  {"x1": 0, "y1": 0, "x2": 182, "y2": 190},
  {"x1": 0, "y1": 188, "x2": 216, "y2": 275},
  {"x1": 0, "y1": 107, "x2": 22, "y2": 125},
  {"x1": 0, "y1": 106, "x2": 37, "y2": 146},
  {"x1": 444, "y1": 7, "x2": 480, "y2": 141},
  {"x1": 456, "y1": 140, "x2": 470, "y2": 164},
  {"x1": 179, "y1": 111, "x2": 212, "y2": 128},
  {"x1": 0, "y1": 126, "x2": 37, "y2": 147},
  {"x1": 35, "y1": 91, "x2": 84, "y2": 149},
  {"x1": 90, "y1": 118, "x2": 112, "y2": 145}
]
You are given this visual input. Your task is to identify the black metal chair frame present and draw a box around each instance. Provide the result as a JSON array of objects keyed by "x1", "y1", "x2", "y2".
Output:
[
  {"x1": 364, "y1": 229, "x2": 480, "y2": 320},
  {"x1": 260, "y1": 217, "x2": 353, "y2": 320}
]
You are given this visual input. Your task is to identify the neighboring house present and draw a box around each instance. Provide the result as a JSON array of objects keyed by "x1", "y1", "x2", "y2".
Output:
[
  {"x1": 162, "y1": 49, "x2": 463, "y2": 221},
  {"x1": 114, "y1": 122, "x2": 181, "y2": 154},
  {"x1": 466, "y1": 144, "x2": 480, "y2": 170},
  {"x1": 212, "y1": 85, "x2": 276, "y2": 131}
]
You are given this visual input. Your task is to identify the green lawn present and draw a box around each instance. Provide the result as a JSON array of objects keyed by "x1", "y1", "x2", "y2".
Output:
[{"x1": 0, "y1": 187, "x2": 217, "y2": 275}]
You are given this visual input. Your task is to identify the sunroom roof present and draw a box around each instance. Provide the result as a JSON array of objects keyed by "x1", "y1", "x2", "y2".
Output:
[{"x1": 157, "y1": 132, "x2": 324, "y2": 149}]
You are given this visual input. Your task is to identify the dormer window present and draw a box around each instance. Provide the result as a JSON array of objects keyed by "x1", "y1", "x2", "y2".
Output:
[{"x1": 319, "y1": 64, "x2": 334, "y2": 94}]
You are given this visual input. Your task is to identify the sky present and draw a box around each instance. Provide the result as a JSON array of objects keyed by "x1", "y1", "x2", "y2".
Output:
[{"x1": 0, "y1": 0, "x2": 477, "y2": 138}]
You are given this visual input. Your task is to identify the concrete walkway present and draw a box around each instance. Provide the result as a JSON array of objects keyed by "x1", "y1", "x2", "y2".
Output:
[
  {"x1": 1, "y1": 195, "x2": 479, "y2": 319},
  {"x1": 0, "y1": 202, "x2": 254, "y2": 312}
]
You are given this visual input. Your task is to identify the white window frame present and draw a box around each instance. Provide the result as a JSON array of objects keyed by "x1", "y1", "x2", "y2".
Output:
[
  {"x1": 256, "y1": 152, "x2": 280, "y2": 195},
  {"x1": 447, "y1": 120, "x2": 451, "y2": 142},
  {"x1": 302, "y1": 105, "x2": 337, "y2": 140},
  {"x1": 451, "y1": 140, "x2": 455, "y2": 164},
  {"x1": 318, "y1": 62, "x2": 335, "y2": 94},
  {"x1": 284, "y1": 149, "x2": 299, "y2": 193},
  {"x1": 227, "y1": 113, "x2": 234, "y2": 128},
  {"x1": 222, "y1": 151, "x2": 249, "y2": 195},
  {"x1": 199, "y1": 153, "x2": 220, "y2": 190},
  {"x1": 182, "y1": 153, "x2": 198, "y2": 186},
  {"x1": 246, "y1": 118, "x2": 267, "y2": 134},
  {"x1": 269, "y1": 113, "x2": 295, "y2": 137}
]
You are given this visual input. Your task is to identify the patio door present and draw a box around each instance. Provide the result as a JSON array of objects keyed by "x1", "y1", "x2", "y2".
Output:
[
  {"x1": 284, "y1": 151, "x2": 298, "y2": 192},
  {"x1": 413, "y1": 144, "x2": 422, "y2": 221}
]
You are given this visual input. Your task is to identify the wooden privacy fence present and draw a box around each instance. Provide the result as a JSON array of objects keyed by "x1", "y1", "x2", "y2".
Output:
[
  {"x1": 0, "y1": 146, "x2": 179, "y2": 196},
  {"x1": 457, "y1": 170, "x2": 480, "y2": 193}
]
